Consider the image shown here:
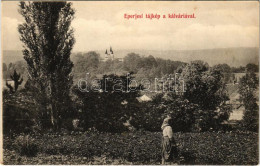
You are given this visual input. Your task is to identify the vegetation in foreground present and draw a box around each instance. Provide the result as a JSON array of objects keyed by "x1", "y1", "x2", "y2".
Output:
[{"x1": 3, "y1": 131, "x2": 258, "y2": 165}]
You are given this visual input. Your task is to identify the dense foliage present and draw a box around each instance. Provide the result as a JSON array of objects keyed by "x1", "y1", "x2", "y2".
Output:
[
  {"x1": 13, "y1": 134, "x2": 39, "y2": 157},
  {"x1": 131, "y1": 93, "x2": 199, "y2": 132},
  {"x1": 72, "y1": 52, "x2": 186, "y2": 82},
  {"x1": 70, "y1": 60, "x2": 232, "y2": 132},
  {"x1": 179, "y1": 61, "x2": 231, "y2": 131},
  {"x1": 3, "y1": 131, "x2": 258, "y2": 165},
  {"x1": 18, "y1": 2, "x2": 75, "y2": 129},
  {"x1": 3, "y1": 60, "x2": 255, "y2": 134},
  {"x1": 3, "y1": 90, "x2": 40, "y2": 134},
  {"x1": 3, "y1": 104, "x2": 36, "y2": 134},
  {"x1": 239, "y1": 69, "x2": 259, "y2": 131},
  {"x1": 73, "y1": 74, "x2": 142, "y2": 132}
]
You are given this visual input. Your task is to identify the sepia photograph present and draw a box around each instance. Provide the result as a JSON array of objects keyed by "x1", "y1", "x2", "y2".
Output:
[{"x1": 1, "y1": 1, "x2": 259, "y2": 165}]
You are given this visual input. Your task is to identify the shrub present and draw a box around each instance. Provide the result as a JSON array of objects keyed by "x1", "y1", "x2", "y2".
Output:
[
  {"x1": 3, "y1": 104, "x2": 38, "y2": 134},
  {"x1": 242, "y1": 109, "x2": 258, "y2": 132},
  {"x1": 179, "y1": 61, "x2": 231, "y2": 131},
  {"x1": 73, "y1": 74, "x2": 142, "y2": 132},
  {"x1": 3, "y1": 90, "x2": 40, "y2": 134},
  {"x1": 13, "y1": 134, "x2": 38, "y2": 157},
  {"x1": 131, "y1": 93, "x2": 199, "y2": 132},
  {"x1": 131, "y1": 91, "x2": 230, "y2": 132},
  {"x1": 238, "y1": 70, "x2": 258, "y2": 132}
]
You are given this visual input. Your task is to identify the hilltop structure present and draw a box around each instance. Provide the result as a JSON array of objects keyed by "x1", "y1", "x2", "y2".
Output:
[{"x1": 100, "y1": 47, "x2": 123, "y2": 62}]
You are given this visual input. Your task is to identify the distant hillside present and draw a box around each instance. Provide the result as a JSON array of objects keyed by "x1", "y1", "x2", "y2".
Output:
[
  {"x1": 3, "y1": 47, "x2": 259, "y2": 67},
  {"x1": 92, "y1": 47, "x2": 258, "y2": 67},
  {"x1": 2, "y1": 50, "x2": 24, "y2": 65}
]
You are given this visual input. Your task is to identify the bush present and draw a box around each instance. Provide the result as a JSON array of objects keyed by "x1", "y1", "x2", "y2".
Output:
[
  {"x1": 238, "y1": 71, "x2": 258, "y2": 132},
  {"x1": 131, "y1": 93, "x2": 199, "y2": 132},
  {"x1": 73, "y1": 74, "x2": 142, "y2": 132},
  {"x1": 242, "y1": 109, "x2": 258, "y2": 132},
  {"x1": 131, "y1": 91, "x2": 230, "y2": 132},
  {"x1": 3, "y1": 104, "x2": 38, "y2": 134},
  {"x1": 13, "y1": 134, "x2": 38, "y2": 157},
  {"x1": 3, "y1": 90, "x2": 40, "y2": 134}
]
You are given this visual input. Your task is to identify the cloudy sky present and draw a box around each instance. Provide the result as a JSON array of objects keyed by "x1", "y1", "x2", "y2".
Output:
[{"x1": 2, "y1": 1, "x2": 259, "y2": 52}]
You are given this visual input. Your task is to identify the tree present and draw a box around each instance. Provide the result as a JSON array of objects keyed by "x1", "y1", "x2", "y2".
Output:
[
  {"x1": 231, "y1": 66, "x2": 245, "y2": 73},
  {"x1": 213, "y1": 64, "x2": 231, "y2": 83},
  {"x1": 239, "y1": 70, "x2": 258, "y2": 131},
  {"x1": 6, "y1": 69, "x2": 23, "y2": 93},
  {"x1": 131, "y1": 93, "x2": 199, "y2": 132},
  {"x1": 246, "y1": 63, "x2": 258, "y2": 73},
  {"x1": 3, "y1": 63, "x2": 7, "y2": 72},
  {"x1": 74, "y1": 51, "x2": 100, "y2": 79},
  {"x1": 123, "y1": 53, "x2": 142, "y2": 73},
  {"x1": 143, "y1": 55, "x2": 158, "y2": 69},
  {"x1": 73, "y1": 74, "x2": 142, "y2": 132},
  {"x1": 75, "y1": 51, "x2": 100, "y2": 71},
  {"x1": 8, "y1": 63, "x2": 13, "y2": 70},
  {"x1": 18, "y1": 2, "x2": 75, "y2": 129},
  {"x1": 180, "y1": 61, "x2": 230, "y2": 131},
  {"x1": 3, "y1": 63, "x2": 8, "y2": 79}
]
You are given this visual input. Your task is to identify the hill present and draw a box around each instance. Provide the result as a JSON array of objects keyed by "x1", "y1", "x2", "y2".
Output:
[
  {"x1": 2, "y1": 47, "x2": 259, "y2": 67},
  {"x1": 93, "y1": 47, "x2": 258, "y2": 67},
  {"x1": 2, "y1": 50, "x2": 24, "y2": 65}
]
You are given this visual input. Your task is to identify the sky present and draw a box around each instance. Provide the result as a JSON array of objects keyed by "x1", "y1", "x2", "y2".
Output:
[{"x1": 2, "y1": 1, "x2": 259, "y2": 52}]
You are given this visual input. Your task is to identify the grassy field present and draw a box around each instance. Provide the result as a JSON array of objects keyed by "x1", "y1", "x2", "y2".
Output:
[{"x1": 3, "y1": 131, "x2": 258, "y2": 165}]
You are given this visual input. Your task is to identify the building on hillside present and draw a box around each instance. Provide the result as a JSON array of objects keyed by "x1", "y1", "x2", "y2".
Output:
[
  {"x1": 228, "y1": 72, "x2": 258, "y2": 85},
  {"x1": 137, "y1": 94, "x2": 152, "y2": 102},
  {"x1": 101, "y1": 47, "x2": 124, "y2": 62},
  {"x1": 233, "y1": 73, "x2": 246, "y2": 84}
]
